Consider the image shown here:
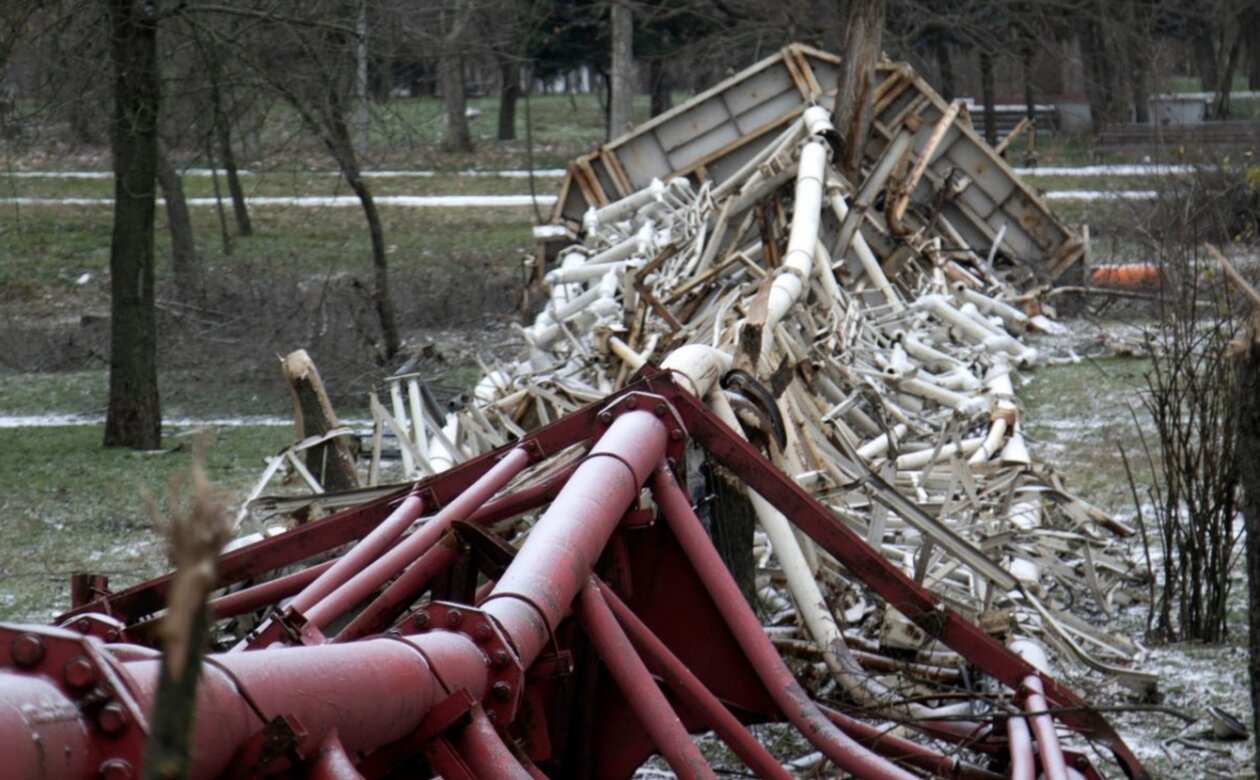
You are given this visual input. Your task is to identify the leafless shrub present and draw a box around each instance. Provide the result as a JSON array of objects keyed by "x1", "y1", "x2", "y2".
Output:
[{"x1": 1129, "y1": 165, "x2": 1253, "y2": 643}]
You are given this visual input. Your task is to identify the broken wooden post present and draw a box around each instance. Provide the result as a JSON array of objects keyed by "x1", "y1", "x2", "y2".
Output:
[{"x1": 282, "y1": 350, "x2": 360, "y2": 493}]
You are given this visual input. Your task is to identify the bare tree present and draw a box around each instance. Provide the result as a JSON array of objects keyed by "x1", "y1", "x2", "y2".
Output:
[
  {"x1": 609, "y1": 0, "x2": 635, "y2": 138},
  {"x1": 104, "y1": 0, "x2": 162, "y2": 449},
  {"x1": 198, "y1": 0, "x2": 403, "y2": 360}
]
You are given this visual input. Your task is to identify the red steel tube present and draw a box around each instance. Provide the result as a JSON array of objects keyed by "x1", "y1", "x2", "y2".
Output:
[
  {"x1": 450, "y1": 704, "x2": 535, "y2": 780},
  {"x1": 309, "y1": 730, "x2": 367, "y2": 780},
  {"x1": 650, "y1": 465, "x2": 917, "y2": 780},
  {"x1": 1023, "y1": 675, "x2": 1069, "y2": 780},
  {"x1": 208, "y1": 559, "x2": 335, "y2": 619},
  {"x1": 482, "y1": 409, "x2": 668, "y2": 669},
  {"x1": 0, "y1": 631, "x2": 486, "y2": 780},
  {"x1": 0, "y1": 673, "x2": 94, "y2": 779},
  {"x1": 576, "y1": 579, "x2": 716, "y2": 780},
  {"x1": 304, "y1": 447, "x2": 532, "y2": 629},
  {"x1": 334, "y1": 540, "x2": 460, "y2": 641},
  {"x1": 596, "y1": 579, "x2": 793, "y2": 780},
  {"x1": 1006, "y1": 712, "x2": 1036, "y2": 780},
  {"x1": 820, "y1": 707, "x2": 1003, "y2": 780},
  {"x1": 290, "y1": 494, "x2": 426, "y2": 613}
]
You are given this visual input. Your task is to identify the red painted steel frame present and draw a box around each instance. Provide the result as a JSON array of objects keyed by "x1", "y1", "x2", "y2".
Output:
[{"x1": 0, "y1": 369, "x2": 1147, "y2": 780}]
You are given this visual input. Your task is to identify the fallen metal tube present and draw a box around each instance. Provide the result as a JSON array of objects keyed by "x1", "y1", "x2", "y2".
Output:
[
  {"x1": 820, "y1": 707, "x2": 1003, "y2": 780},
  {"x1": 483, "y1": 409, "x2": 668, "y2": 669},
  {"x1": 596, "y1": 579, "x2": 794, "y2": 780},
  {"x1": 301, "y1": 447, "x2": 532, "y2": 630},
  {"x1": 576, "y1": 580, "x2": 715, "y2": 779},
  {"x1": 289, "y1": 493, "x2": 426, "y2": 614},
  {"x1": 650, "y1": 464, "x2": 918, "y2": 780},
  {"x1": 1023, "y1": 675, "x2": 1070, "y2": 780},
  {"x1": 1006, "y1": 711, "x2": 1037, "y2": 780},
  {"x1": 450, "y1": 705, "x2": 536, "y2": 780}
]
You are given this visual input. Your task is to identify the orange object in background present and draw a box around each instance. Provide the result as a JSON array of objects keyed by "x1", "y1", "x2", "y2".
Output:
[{"x1": 1089, "y1": 263, "x2": 1163, "y2": 291}]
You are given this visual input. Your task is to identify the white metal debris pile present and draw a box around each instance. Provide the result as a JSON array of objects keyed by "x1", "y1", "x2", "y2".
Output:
[{"x1": 248, "y1": 46, "x2": 1152, "y2": 702}]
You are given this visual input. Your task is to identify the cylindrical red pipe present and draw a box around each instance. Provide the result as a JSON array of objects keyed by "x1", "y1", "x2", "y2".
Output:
[
  {"x1": 450, "y1": 704, "x2": 535, "y2": 780},
  {"x1": 208, "y1": 559, "x2": 335, "y2": 620},
  {"x1": 304, "y1": 447, "x2": 531, "y2": 629},
  {"x1": 576, "y1": 580, "x2": 715, "y2": 780},
  {"x1": 1006, "y1": 712, "x2": 1036, "y2": 780},
  {"x1": 650, "y1": 465, "x2": 917, "y2": 780},
  {"x1": 309, "y1": 730, "x2": 366, "y2": 780},
  {"x1": 596, "y1": 579, "x2": 793, "y2": 780},
  {"x1": 334, "y1": 541, "x2": 460, "y2": 641},
  {"x1": 483, "y1": 409, "x2": 668, "y2": 669},
  {"x1": 820, "y1": 707, "x2": 1003, "y2": 780},
  {"x1": 290, "y1": 493, "x2": 426, "y2": 613},
  {"x1": 1023, "y1": 675, "x2": 1069, "y2": 780},
  {"x1": 0, "y1": 630, "x2": 486, "y2": 780},
  {"x1": 0, "y1": 673, "x2": 94, "y2": 780}
]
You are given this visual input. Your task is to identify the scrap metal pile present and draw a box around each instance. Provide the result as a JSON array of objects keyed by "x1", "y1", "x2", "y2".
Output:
[{"x1": 0, "y1": 45, "x2": 1152, "y2": 779}]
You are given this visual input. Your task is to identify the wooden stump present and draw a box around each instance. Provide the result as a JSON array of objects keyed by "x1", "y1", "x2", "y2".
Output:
[{"x1": 282, "y1": 350, "x2": 360, "y2": 493}]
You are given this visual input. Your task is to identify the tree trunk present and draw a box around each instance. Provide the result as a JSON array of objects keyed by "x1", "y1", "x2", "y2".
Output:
[
  {"x1": 979, "y1": 50, "x2": 997, "y2": 146},
  {"x1": 1080, "y1": 26, "x2": 1110, "y2": 133},
  {"x1": 206, "y1": 46, "x2": 252, "y2": 237},
  {"x1": 326, "y1": 108, "x2": 401, "y2": 360},
  {"x1": 104, "y1": 0, "x2": 161, "y2": 451},
  {"x1": 353, "y1": 0, "x2": 369, "y2": 156},
  {"x1": 832, "y1": 0, "x2": 884, "y2": 179},
  {"x1": 156, "y1": 144, "x2": 200, "y2": 302},
  {"x1": 497, "y1": 55, "x2": 519, "y2": 141},
  {"x1": 1193, "y1": 30, "x2": 1220, "y2": 93},
  {"x1": 1237, "y1": 325, "x2": 1260, "y2": 779},
  {"x1": 649, "y1": 58, "x2": 672, "y2": 117},
  {"x1": 933, "y1": 37, "x2": 954, "y2": 101},
  {"x1": 609, "y1": 0, "x2": 635, "y2": 139},
  {"x1": 1214, "y1": 32, "x2": 1242, "y2": 118},
  {"x1": 441, "y1": 51, "x2": 472, "y2": 152}
]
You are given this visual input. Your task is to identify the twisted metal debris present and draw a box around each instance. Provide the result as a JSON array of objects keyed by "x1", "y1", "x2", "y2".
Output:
[{"x1": 0, "y1": 45, "x2": 1153, "y2": 779}]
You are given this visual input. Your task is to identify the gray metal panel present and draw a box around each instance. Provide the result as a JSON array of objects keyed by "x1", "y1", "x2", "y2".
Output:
[
  {"x1": 666, "y1": 121, "x2": 743, "y2": 171},
  {"x1": 616, "y1": 133, "x2": 673, "y2": 189},
  {"x1": 705, "y1": 136, "x2": 774, "y2": 185},
  {"x1": 732, "y1": 89, "x2": 806, "y2": 134},
  {"x1": 654, "y1": 99, "x2": 735, "y2": 154},
  {"x1": 943, "y1": 140, "x2": 1017, "y2": 211},
  {"x1": 1000, "y1": 190, "x2": 1057, "y2": 252},
  {"x1": 721, "y1": 63, "x2": 797, "y2": 116}
]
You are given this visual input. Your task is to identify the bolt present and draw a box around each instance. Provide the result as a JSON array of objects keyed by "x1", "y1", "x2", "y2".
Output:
[
  {"x1": 492, "y1": 650, "x2": 509, "y2": 669},
  {"x1": 64, "y1": 656, "x2": 97, "y2": 690},
  {"x1": 76, "y1": 618, "x2": 91, "y2": 634},
  {"x1": 98, "y1": 759, "x2": 133, "y2": 780},
  {"x1": 670, "y1": 429, "x2": 684, "y2": 441},
  {"x1": 598, "y1": 410, "x2": 612, "y2": 424},
  {"x1": 445, "y1": 609, "x2": 463, "y2": 628},
  {"x1": 105, "y1": 629, "x2": 120, "y2": 643},
  {"x1": 413, "y1": 612, "x2": 430, "y2": 629},
  {"x1": 654, "y1": 402, "x2": 667, "y2": 416},
  {"x1": 622, "y1": 397, "x2": 637, "y2": 410},
  {"x1": 1075, "y1": 755, "x2": 1090, "y2": 770},
  {"x1": 10, "y1": 633, "x2": 45, "y2": 668},
  {"x1": 98, "y1": 702, "x2": 129, "y2": 735},
  {"x1": 491, "y1": 681, "x2": 512, "y2": 700},
  {"x1": 474, "y1": 623, "x2": 492, "y2": 642}
]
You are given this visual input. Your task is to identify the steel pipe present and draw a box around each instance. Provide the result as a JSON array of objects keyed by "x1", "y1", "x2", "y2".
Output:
[
  {"x1": 483, "y1": 409, "x2": 668, "y2": 669},
  {"x1": 650, "y1": 465, "x2": 918, "y2": 780},
  {"x1": 576, "y1": 580, "x2": 715, "y2": 779},
  {"x1": 596, "y1": 579, "x2": 793, "y2": 780},
  {"x1": 302, "y1": 447, "x2": 532, "y2": 630}
]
